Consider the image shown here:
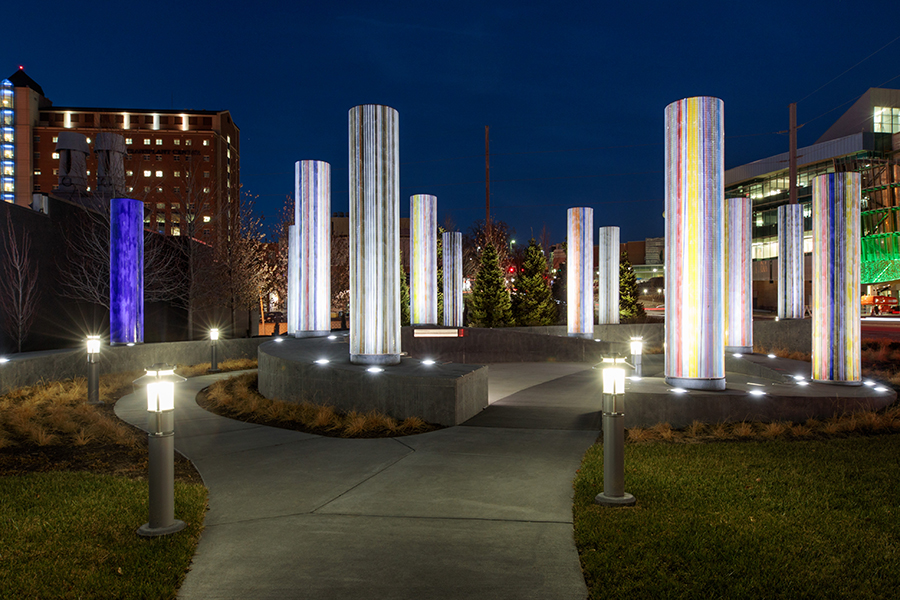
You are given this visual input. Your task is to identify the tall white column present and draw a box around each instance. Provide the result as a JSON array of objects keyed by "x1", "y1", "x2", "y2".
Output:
[
  {"x1": 295, "y1": 160, "x2": 331, "y2": 337},
  {"x1": 287, "y1": 224, "x2": 299, "y2": 335},
  {"x1": 725, "y1": 197, "x2": 753, "y2": 353},
  {"x1": 443, "y1": 231, "x2": 463, "y2": 327},
  {"x1": 597, "y1": 226, "x2": 620, "y2": 325},
  {"x1": 778, "y1": 203, "x2": 805, "y2": 319},
  {"x1": 664, "y1": 96, "x2": 725, "y2": 391},
  {"x1": 349, "y1": 105, "x2": 400, "y2": 365},
  {"x1": 410, "y1": 194, "x2": 437, "y2": 325},
  {"x1": 812, "y1": 173, "x2": 861, "y2": 384},
  {"x1": 567, "y1": 207, "x2": 593, "y2": 338}
]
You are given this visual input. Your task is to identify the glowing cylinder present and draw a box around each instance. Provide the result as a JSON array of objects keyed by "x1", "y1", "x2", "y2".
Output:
[
  {"x1": 296, "y1": 160, "x2": 332, "y2": 337},
  {"x1": 567, "y1": 207, "x2": 593, "y2": 338},
  {"x1": 110, "y1": 197, "x2": 143, "y2": 345},
  {"x1": 443, "y1": 231, "x2": 463, "y2": 327},
  {"x1": 349, "y1": 105, "x2": 400, "y2": 365},
  {"x1": 664, "y1": 96, "x2": 725, "y2": 391},
  {"x1": 597, "y1": 226, "x2": 620, "y2": 325},
  {"x1": 812, "y1": 173, "x2": 861, "y2": 384},
  {"x1": 287, "y1": 224, "x2": 299, "y2": 335},
  {"x1": 725, "y1": 197, "x2": 753, "y2": 353},
  {"x1": 777, "y1": 203, "x2": 805, "y2": 319},
  {"x1": 410, "y1": 194, "x2": 437, "y2": 325}
]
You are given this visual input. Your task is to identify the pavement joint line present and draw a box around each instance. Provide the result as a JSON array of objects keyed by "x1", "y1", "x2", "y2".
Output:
[
  {"x1": 203, "y1": 511, "x2": 575, "y2": 529},
  {"x1": 391, "y1": 437, "x2": 417, "y2": 452},
  {"x1": 188, "y1": 436, "x2": 322, "y2": 459},
  {"x1": 308, "y1": 452, "x2": 416, "y2": 514}
]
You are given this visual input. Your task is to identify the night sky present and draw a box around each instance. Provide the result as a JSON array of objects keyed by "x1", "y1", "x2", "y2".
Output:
[{"x1": 4, "y1": 1, "x2": 899, "y2": 245}]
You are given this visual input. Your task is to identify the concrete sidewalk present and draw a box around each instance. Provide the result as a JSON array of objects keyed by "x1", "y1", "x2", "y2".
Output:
[{"x1": 115, "y1": 364, "x2": 599, "y2": 600}]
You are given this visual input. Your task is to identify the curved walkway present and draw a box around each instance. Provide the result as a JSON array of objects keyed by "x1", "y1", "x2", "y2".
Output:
[{"x1": 115, "y1": 363, "x2": 600, "y2": 600}]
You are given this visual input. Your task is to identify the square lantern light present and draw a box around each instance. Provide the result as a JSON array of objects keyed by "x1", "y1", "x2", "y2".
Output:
[
  {"x1": 210, "y1": 328, "x2": 220, "y2": 341},
  {"x1": 87, "y1": 335, "x2": 101, "y2": 355},
  {"x1": 602, "y1": 356, "x2": 627, "y2": 396},
  {"x1": 629, "y1": 336, "x2": 643, "y2": 357},
  {"x1": 134, "y1": 364, "x2": 185, "y2": 413}
]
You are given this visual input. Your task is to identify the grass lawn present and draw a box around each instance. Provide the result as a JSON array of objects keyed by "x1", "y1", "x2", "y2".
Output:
[
  {"x1": 574, "y1": 434, "x2": 900, "y2": 599},
  {"x1": 0, "y1": 471, "x2": 205, "y2": 599}
]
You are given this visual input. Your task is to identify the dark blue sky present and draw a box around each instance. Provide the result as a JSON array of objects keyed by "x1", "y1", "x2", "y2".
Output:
[{"x1": 5, "y1": 1, "x2": 899, "y2": 244}]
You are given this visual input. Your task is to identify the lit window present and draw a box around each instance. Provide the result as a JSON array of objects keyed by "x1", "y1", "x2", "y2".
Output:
[
  {"x1": 144, "y1": 139, "x2": 151, "y2": 145},
  {"x1": 174, "y1": 139, "x2": 180, "y2": 145},
  {"x1": 155, "y1": 139, "x2": 163, "y2": 146},
  {"x1": 33, "y1": 169, "x2": 41, "y2": 176},
  {"x1": 155, "y1": 170, "x2": 163, "y2": 177},
  {"x1": 144, "y1": 186, "x2": 150, "y2": 192},
  {"x1": 86, "y1": 186, "x2": 91, "y2": 191},
  {"x1": 125, "y1": 138, "x2": 132, "y2": 145},
  {"x1": 171, "y1": 203, "x2": 178, "y2": 209},
  {"x1": 174, "y1": 171, "x2": 180, "y2": 177},
  {"x1": 185, "y1": 139, "x2": 192, "y2": 146},
  {"x1": 156, "y1": 203, "x2": 165, "y2": 209},
  {"x1": 203, "y1": 216, "x2": 211, "y2": 222},
  {"x1": 52, "y1": 136, "x2": 58, "y2": 143},
  {"x1": 144, "y1": 170, "x2": 151, "y2": 177},
  {"x1": 203, "y1": 187, "x2": 210, "y2": 193},
  {"x1": 127, "y1": 186, "x2": 134, "y2": 192},
  {"x1": 86, "y1": 137, "x2": 92, "y2": 144},
  {"x1": 172, "y1": 226, "x2": 181, "y2": 236},
  {"x1": 203, "y1": 139, "x2": 209, "y2": 146},
  {"x1": 86, "y1": 170, "x2": 91, "y2": 176},
  {"x1": 157, "y1": 187, "x2": 163, "y2": 193},
  {"x1": 52, "y1": 152, "x2": 59, "y2": 159},
  {"x1": 53, "y1": 168, "x2": 58, "y2": 175},
  {"x1": 227, "y1": 135, "x2": 231, "y2": 143},
  {"x1": 126, "y1": 170, "x2": 133, "y2": 176}
]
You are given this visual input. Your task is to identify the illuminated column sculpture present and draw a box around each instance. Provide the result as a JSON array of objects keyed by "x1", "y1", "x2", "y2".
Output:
[
  {"x1": 411, "y1": 194, "x2": 437, "y2": 325},
  {"x1": 567, "y1": 207, "x2": 594, "y2": 338},
  {"x1": 725, "y1": 197, "x2": 753, "y2": 353},
  {"x1": 777, "y1": 203, "x2": 805, "y2": 319},
  {"x1": 597, "y1": 226, "x2": 620, "y2": 324},
  {"x1": 443, "y1": 231, "x2": 463, "y2": 327},
  {"x1": 349, "y1": 105, "x2": 400, "y2": 365},
  {"x1": 110, "y1": 197, "x2": 144, "y2": 345},
  {"x1": 664, "y1": 96, "x2": 725, "y2": 391},
  {"x1": 287, "y1": 224, "x2": 299, "y2": 335},
  {"x1": 812, "y1": 173, "x2": 861, "y2": 384},
  {"x1": 296, "y1": 160, "x2": 331, "y2": 337}
]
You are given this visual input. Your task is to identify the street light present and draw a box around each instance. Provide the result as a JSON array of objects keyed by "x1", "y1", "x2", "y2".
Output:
[
  {"x1": 595, "y1": 356, "x2": 636, "y2": 507},
  {"x1": 630, "y1": 336, "x2": 643, "y2": 378},
  {"x1": 208, "y1": 328, "x2": 221, "y2": 373},
  {"x1": 86, "y1": 335, "x2": 101, "y2": 405},
  {"x1": 134, "y1": 363, "x2": 186, "y2": 537}
]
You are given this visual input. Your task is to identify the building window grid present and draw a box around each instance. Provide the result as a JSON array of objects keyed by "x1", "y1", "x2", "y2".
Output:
[{"x1": 873, "y1": 106, "x2": 900, "y2": 134}]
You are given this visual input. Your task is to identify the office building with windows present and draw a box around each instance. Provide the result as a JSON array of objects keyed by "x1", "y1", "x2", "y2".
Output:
[
  {"x1": 2, "y1": 67, "x2": 240, "y2": 246},
  {"x1": 725, "y1": 87, "x2": 900, "y2": 307}
]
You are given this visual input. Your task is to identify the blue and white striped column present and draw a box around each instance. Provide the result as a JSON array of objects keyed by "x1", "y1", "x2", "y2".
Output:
[
  {"x1": 725, "y1": 197, "x2": 752, "y2": 353},
  {"x1": 777, "y1": 203, "x2": 805, "y2": 319},
  {"x1": 411, "y1": 194, "x2": 437, "y2": 325},
  {"x1": 295, "y1": 160, "x2": 331, "y2": 337},
  {"x1": 349, "y1": 105, "x2": 400, "y2": 365},
  {"x1": 287, "y1": 224, "x2": 299, "y2": 335},
  {"x1": 597, "y1": 226, "x2": 620, "y2": 325},
  {"x1": 567, "y1": 207, "x2": 593, "y2": 338},
  {"x1": 443, "y1": 231, "x2": 463, "y2": 327}
]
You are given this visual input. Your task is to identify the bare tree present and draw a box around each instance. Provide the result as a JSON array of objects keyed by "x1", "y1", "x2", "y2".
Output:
[{"x1": 0, "y1": 218, "x2": 41, "y2": 353}]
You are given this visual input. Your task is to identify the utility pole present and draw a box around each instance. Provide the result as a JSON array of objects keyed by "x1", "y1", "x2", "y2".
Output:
[
  {"x1": 485, "y1": 125, "x2": 491, "y2": 235},
  {"x1": 789, "y1": 103, "x2": 798, "y2": 204}
]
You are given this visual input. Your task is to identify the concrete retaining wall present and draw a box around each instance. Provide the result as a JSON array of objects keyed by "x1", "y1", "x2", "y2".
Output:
[{"x1": 0, "y1": 338, "x2": 266, "y2": 395}]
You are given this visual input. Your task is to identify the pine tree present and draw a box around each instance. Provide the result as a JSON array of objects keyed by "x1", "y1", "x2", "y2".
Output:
[
  {"x1": 400, "y1": 250, "x2": 411, "y2": 326},
  {"x1": 619, "y1": 251, "x2": 645, "y2": 322},
  {"x1": 469, "y1": 242, "x2": 513, "y2": 327},
  {"x1": 511, "y1": 239, "x2": 557, "y2": 326}
]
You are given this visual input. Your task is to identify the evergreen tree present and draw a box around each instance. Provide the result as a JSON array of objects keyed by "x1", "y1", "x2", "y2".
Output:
[
  {"x1": 511, "y1": 239, "x2": 557, "y2": 326},
  {"x1": 400, "y1": 250, "x2": 411, "y2": 326},
  {"x1": 619, "y1": 251, "x2": 645, "y2": 322},
  {"x1": 551, "y1": 262, "x2": 567, "y2": 325},
  {"x1": 469, "y1": 242, "x2": 513, "y2": 327}
]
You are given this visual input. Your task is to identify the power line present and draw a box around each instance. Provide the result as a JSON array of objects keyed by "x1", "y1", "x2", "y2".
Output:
[{"x1": 797, "y1": 33, "x2": 900, "y2": 104}]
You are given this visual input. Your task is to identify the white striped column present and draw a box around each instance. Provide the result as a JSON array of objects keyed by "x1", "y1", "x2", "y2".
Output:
[
  {"x1": 725, "y1": 197, "x2": 753, "y2": 353},
  {"x1": 567, "y1": 207, "x2": 593, "y2": 338},
  {"x1": 443, "y1": 231, "x2": 463, "y2": 327},
  {"x1": 287, "y1": 224, "x2": 299, "y2": 335},
  {"x1": 664, "y1": 96, "x2": 725, "y2": 391},
  {"x1": 597, "y1": 226, "x2": 620, "y2": 325},
  {"x1": 411, "y1": 194, "x2": 437, "y2": 325},
  {"x1": 777, "y1": 203, "x2": 805, "y2": 319},
  {"x1": 295, "y1": 160, "x2": 332, "y2": 337},
  {"x1": 812, "y1": 173, "x2": 861, "y2": 384},
  {"x1": 349, "y1": 105, "x2": 400, "y2": 365}
]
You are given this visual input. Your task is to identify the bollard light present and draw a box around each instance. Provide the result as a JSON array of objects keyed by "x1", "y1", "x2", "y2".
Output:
[
  {"x1": 595, "y1": 356, "x2": 635, "y2": 507},
  {"x1": 208, "y1": 328, "x2": 221, "y2": 373},
  {"x1": 629, "y1": 336, "x2": 643, "y2": 378},
  {"x1": 86, "y1": 335, "x2": 101, "y2": 405},
  {"x1": 134, "y1": 363, "x2": 186, "y2": 537}
]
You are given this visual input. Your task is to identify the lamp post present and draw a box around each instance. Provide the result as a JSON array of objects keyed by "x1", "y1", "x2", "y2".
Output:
[
  {"x1": 595, "y1": 356, "x2": 636, "y2": 507},
  {"x1": 86, "y1": 335, "x2": 101, "y2": 405},
  {"x1": 208, "y1": 328, "x2": 220, "y2": 373},
  {"x1": 630, "y1": 336, "x2": 643, "y2": 378},
  {"x1": 134, "y1": 364, "x2": 186, "y2": 537}
]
